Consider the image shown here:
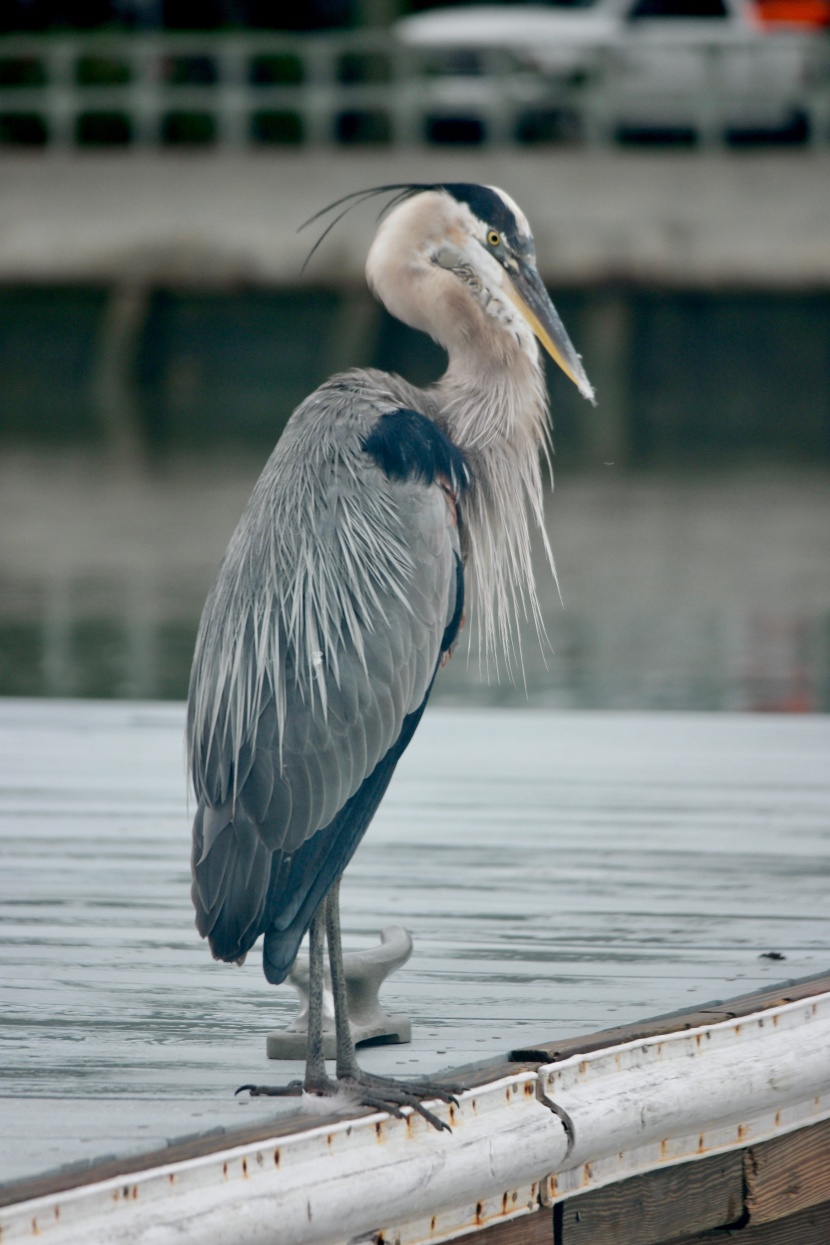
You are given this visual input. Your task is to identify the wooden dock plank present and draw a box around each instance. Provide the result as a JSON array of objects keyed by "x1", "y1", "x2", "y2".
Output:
[
  {"x1": 745, "y1": 1118, "x2": 830, "y2": 1226},
  {"x1": 475, "y1": 1210, "x2": 553, "y2": 1245},
  {"x1": 511, "y1": 973, "x2": 830, "y2": 1063},
  {"x1": 680, "y1": 1201, "x2": 830, "y2": 1245},
  {"x1": 1, "y1": 700, "x2": 829, "y2": 1191},
  {"x1": 555, "y1": 1153, "x2": 744, "y2": 1245}
]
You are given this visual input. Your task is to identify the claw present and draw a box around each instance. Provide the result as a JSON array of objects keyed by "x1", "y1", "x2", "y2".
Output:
[
  {"x1": 411, "y1": 1103, "x2": 452, "y2": 1133},
  {"x1": 236, "y1": 1080, "x2": 304, "y2": 1098},
  {"x1": 337, "y1": 1072, "x2": 456, "y2": 1133},
  {"x1": 413, "y1": 1085, "x2": 459, "y2": 1108},
  {"x1": 355, "y1": 1091, "x2": 407, "y2": 1121},
  {"x1": 350, "y1": 1085, "x2": 449, "y2": 1132},
  {"x1": 350, "y1": 1071, "x2": 460, "y2": 1109}
]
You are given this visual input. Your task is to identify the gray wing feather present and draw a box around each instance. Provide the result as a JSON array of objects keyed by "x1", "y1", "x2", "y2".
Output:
[
  {"x1": 272, "y1": 480, "x2": 456, "y2": 850},
  {"x1": 188, "y1": 377, "x2": 461, "y2": 957}
]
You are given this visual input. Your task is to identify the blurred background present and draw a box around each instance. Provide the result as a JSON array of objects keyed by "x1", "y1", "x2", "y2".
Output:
[{"x1": 1, "y1": 0, "x2": 829, "y2": 711}]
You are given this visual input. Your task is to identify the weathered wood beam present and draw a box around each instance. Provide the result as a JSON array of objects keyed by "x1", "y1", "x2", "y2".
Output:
[
  {"x1": 474, "y1": 1209, "x2": 554, "y2": 1245},
  {"x1": 745, "y1": 1118, "x2": 830, "y2": 1226},
  {"x1": 554, "y1": 1152, "x2": 744, "y2": 1245},
  {"x1": 474, "y1": 1123, "x2": 830, "y2": 1245},
  {"x1": 511, "y1": 972, "x2": 830, "y2": 1064},
  {"x1": 679, "y1": 1200, "x2": 830, "y2": 1245}
]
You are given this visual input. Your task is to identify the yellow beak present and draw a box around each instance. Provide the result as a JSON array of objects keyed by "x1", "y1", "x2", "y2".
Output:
[{"x1": 506, "y1": 262, "x2": 595, "y2": 404}]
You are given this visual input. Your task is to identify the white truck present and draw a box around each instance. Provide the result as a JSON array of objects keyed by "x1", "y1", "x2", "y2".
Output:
[{"x1": 395, "y1": 0, "x2": 829, "y2": 143}]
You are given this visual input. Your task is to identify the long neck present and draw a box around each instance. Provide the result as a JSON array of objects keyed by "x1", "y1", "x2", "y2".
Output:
[{"x1": 432, "y1": 338, "x2": 555, "y2": 676}]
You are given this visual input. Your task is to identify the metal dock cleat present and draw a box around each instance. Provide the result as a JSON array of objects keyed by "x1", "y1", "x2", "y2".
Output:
[{"x1": 267, "y1": 924, "x2": 413, "y2": 1060}]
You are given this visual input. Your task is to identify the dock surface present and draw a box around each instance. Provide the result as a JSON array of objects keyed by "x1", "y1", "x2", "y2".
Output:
[{"x1": 1, "y1": 699, "x2": 828, "y2": 1190}]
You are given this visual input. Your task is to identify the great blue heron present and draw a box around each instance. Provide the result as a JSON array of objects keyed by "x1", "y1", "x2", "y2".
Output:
[{"x1": 188, "y1": 183, "x2": 593, "y2": 1130}]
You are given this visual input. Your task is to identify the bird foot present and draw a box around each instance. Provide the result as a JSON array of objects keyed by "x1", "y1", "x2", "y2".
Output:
[
  {"x1": 339, "y1": 1068, "x2": 460, "y2": 1132},
  {"x1": 237, "y1": 1071, "x2": 459, "y2": 1133}
]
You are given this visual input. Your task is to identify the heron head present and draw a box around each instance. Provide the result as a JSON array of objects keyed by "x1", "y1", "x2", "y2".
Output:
[{"x1": 363, "y1": 183, "x2": 594, "y2": 404}]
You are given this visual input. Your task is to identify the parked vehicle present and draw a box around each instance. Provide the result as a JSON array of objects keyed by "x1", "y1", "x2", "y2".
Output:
[
  {"x1": 395, "y1": 0, "x2": 830, "y2": 143},
  {"x1": 756, "y1": 0, "x2": 830, "y2": 27}
]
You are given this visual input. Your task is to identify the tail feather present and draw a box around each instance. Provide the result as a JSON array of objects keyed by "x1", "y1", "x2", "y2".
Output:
[{"x1": 191, "y1": 802, "x2": 275, "y2": 962}]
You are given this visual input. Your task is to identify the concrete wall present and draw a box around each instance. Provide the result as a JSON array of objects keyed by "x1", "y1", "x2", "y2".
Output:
[{"x1": 1, "y1": 149, "x2": 828, "y2": 288}]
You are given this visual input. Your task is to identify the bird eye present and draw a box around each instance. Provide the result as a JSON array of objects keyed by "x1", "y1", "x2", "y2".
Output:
[{"x1": 487, "y1": 230, "x2": 501, "y2": 247}]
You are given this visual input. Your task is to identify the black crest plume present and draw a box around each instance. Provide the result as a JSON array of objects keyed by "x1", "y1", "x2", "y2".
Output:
[{"x1": 298, "y1": 183, "x2": 439, "y2": 272}]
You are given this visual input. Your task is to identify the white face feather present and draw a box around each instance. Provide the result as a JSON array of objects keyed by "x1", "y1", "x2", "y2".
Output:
[
  {"x1": 365, "y1": 190, "x2": 537, "y2": 364},
  {"x1": 485, "y1": 184, "x2": 532, "y2": 242}
]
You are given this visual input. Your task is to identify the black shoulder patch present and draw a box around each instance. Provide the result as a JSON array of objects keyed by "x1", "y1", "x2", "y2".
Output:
[{"x1": 362, "y1": 408, "x2": 470, "y2": 494}]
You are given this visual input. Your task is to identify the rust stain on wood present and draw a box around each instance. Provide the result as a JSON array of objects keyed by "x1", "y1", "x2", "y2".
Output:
[{"x1": 464, "y1": 1206, "x2": 552, "y2": 1245}]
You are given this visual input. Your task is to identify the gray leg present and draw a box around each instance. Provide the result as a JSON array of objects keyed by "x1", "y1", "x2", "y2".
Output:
[
  {"x1": 325, "y1": 878, "x2": 361, "y2": 1081},
  {"x1": 304, "y1": 904, "x2": 329, "y2": 1092},
  {"x1": 237, "y1": 905, "x2": 333, "y2": 1101},
  {"x1": 242, "y1": 889, "x2": 458, "y2": 1129},
  {"x1": 324, "y1": 881, "x2": 457, "y2": 1133}
]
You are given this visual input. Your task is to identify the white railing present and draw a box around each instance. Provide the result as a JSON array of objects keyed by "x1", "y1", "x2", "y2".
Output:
[{"x1": 0, "y1": 30, "x2": 828, "y2": 149}]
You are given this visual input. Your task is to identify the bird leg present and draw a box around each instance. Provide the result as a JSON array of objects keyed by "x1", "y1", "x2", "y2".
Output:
[
  {"x1": 239, "y1": 892, "x2": 459, "y2": 1128},
  {"x1": 326, "y1": 879, "x2": 361, "y2": 1084},
  {"x1": 237, "y1": 906, "x2": 334, "y2": 1100},
  {"x1": 303, "y1": 903, "x2": 333, "y2": 1094},
  {"x1": 325, "y1": 880, "x2": 459, "y2": 1133}
]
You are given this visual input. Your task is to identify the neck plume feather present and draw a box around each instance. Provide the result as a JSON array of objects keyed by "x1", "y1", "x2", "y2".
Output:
[{"x1": 435, "y1": 340, "x2": 555, "y2": 682}]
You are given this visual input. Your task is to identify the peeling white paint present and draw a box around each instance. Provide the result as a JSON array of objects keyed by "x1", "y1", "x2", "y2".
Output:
[
  {"x1": 541, "y1": 991, "x2": 830, "y2": 1203},
  {"x1": 0, "y1": 1074, "x2": 567, "y2": 1245}
]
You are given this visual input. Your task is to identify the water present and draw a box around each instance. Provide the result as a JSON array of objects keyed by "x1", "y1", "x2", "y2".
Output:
[
  {"x1": 2, "y1": 287, "x2": 829, "y2": 467},
  {"x1": 1, "y1": 451, "x2": 827, "y2": 711}
]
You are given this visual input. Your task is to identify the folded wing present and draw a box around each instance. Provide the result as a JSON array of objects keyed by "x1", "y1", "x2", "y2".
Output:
[{"x1": 188, "y1": 388, "x2": 466, "y2": 981}]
